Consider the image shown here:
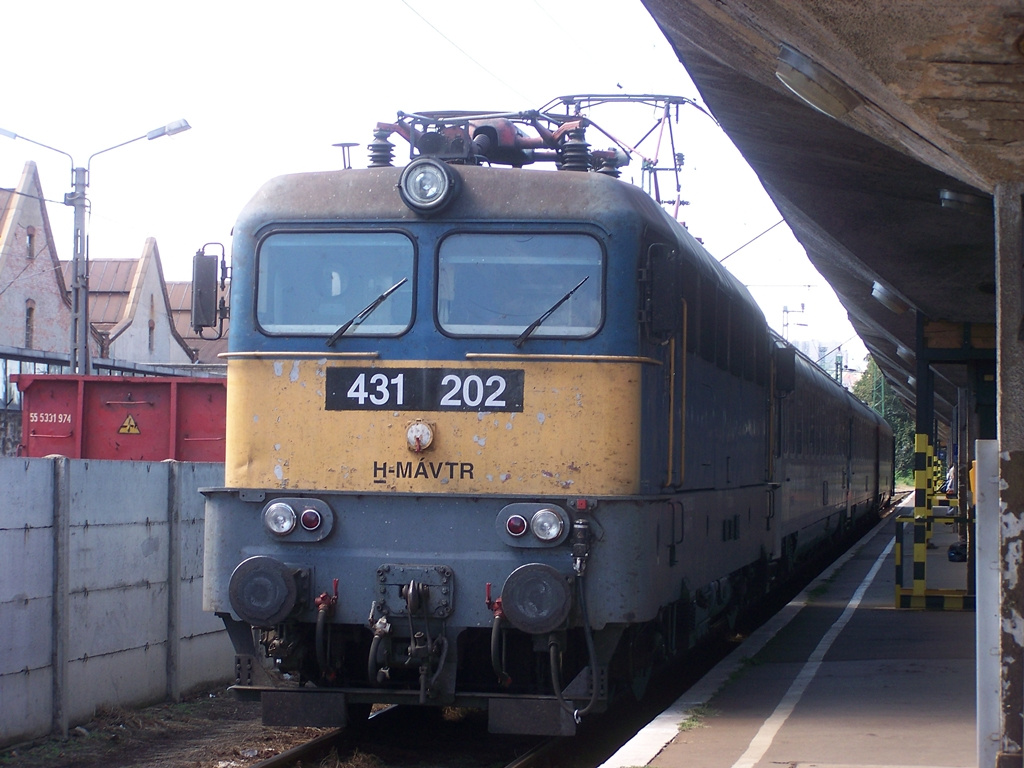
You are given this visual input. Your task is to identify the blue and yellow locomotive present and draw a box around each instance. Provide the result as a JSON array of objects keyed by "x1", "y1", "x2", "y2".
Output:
[{"x1": 199, "y1": 98, "x2": 893, "y2": 735}]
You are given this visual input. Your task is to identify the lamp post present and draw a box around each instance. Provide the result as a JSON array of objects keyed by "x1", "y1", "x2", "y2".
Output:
[
  {"x1": 782, "y1": 303, "x2": 807, "y2": 340},
  {"x1": 1, "y1": 120, "x2": 191, "y2": 373}
]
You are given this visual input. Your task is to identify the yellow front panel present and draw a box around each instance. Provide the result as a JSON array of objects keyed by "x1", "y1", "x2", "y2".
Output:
[{"x1": 225, "y1": 357, "x2": 643, "y2": 495}]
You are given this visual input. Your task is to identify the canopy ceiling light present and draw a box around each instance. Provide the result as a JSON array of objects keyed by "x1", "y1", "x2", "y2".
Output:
[
  {"x1": 871, "y1": 281, "x2": 910, "y2": 314},
  {"x1": 776, "y1": 44, "x2": 863, "y2": 119},
  {"x1": 939, "y1": 188, "x2": 993, "y2": 215},
  {"x1": 896, "y1": 344, "x2": 916, "y2": 364}
]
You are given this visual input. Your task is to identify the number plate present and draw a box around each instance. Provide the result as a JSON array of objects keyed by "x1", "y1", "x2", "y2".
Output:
[{"x1": 325, "y1": 368, "x2": 525, "y2": 412}]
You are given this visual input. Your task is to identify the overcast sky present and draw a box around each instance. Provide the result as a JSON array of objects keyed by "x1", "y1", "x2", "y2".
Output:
[{"x1": 0, "y1": 0, "x2": 865, "y2": 368}]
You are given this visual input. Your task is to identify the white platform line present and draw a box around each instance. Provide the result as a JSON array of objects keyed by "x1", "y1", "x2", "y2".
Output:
[
  {"x1": 599, "y1": 510, "x2": 899, "y2": 768},
  {"x1": 729, "y1": 537, "x2": 893, "y2": 768}
]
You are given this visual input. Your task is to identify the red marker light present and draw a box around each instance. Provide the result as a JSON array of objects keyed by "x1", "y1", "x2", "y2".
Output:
[
  {"x1": 300, "y1": 508, "x2": 322, "y2": 531},
  {"x1": 506, "y1": 514, "x2": 528, "y2": 537}
]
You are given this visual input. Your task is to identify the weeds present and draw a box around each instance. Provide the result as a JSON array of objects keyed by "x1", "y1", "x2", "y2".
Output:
[
  {"x1": 678, "y1": 704, "x2": 718, "y2": 732},
  {"x1": 726, "y1": 655, "x2": 762, "y2": 686},
  {"x1": 807, "y1": 569, "x2": 840, "y2": 602}
]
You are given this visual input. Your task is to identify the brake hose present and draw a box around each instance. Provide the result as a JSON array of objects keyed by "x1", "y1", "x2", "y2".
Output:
[
  {"x1": 316, "y1": 608, "x2": 332, "y2": 680},
  {"x1": 368, "y1": 634, "x2": 382, "y2": 684},
  {"x1": 550, "y1": 573, "x2": 599, "y2": 723},
  {"x1": 491, "y1": 614, "x2": 512, "y2": 686}
]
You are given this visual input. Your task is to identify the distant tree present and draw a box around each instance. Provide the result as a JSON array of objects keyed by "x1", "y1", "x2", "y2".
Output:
[{"x1": 852, "y1": 357, "x2": 914, "y2": 480}]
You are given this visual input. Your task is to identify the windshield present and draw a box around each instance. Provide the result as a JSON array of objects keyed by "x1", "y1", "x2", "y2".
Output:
[
  {"x1": 256, "y1": 232, "x2": 414, "y2": 335},
  {"x1": 437, "y1": 233, "x2": 603, "y2": 338}
]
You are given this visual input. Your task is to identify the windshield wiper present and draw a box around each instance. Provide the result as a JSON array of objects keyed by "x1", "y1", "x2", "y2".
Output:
[
  {"x1": 326, "y1": 277, "x2": 408, "y2": 346},
  {"x1": 513, "y1": 276, "x2": 590, "y2": 348}
]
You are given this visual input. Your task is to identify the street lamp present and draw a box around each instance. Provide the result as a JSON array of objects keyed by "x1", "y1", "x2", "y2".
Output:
[{"x1": 0, "y1": 120, "x2": 191, "y2": 373}]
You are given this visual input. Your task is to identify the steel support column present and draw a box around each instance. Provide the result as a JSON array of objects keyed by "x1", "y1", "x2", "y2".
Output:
[
  {"x1": 995, "y1": 181, "x2": 1024, "y2": 768},
  {"x1": 915, "y1": 311, "x2": 935, "y2": 439}
]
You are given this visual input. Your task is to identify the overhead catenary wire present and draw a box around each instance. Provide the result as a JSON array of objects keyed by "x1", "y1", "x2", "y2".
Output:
[
  {"x1": 816, "y1": 336, "x2": 862, "y2": 368},
  {"x1": 397, "y1": 0, "x2": 536, "y2": 104},
  {"x1": 0, "y1": 257, "x2": 71, "y2": 300},
  {"x1": 0, "y1": 191, "x2": 86, "y2": 297},
  {"x1": 0, "y1": 185, "x2": 68, "y2": 208},
  {"x1": 719, "y1": 218, "x2": 785, "y2": 263},
  {"x1": 527, "y1": 0, "x2": 571, "y2": 38}
]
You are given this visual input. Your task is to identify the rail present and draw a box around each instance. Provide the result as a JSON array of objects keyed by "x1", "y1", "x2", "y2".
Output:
[{"x1": 247, "y1": 704, "x2": 560, "y2": 768}]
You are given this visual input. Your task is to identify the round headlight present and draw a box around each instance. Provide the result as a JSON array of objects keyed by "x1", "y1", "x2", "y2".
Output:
[
  {"x1": 264, "y1": 502, "x2": 297, "y2": 536},
  {"x1": 531, "y1": 508, "x2": 564, "y2": 542},
  {"x1": 398, "y1": 157, "x2": 460, "y2": 215}
]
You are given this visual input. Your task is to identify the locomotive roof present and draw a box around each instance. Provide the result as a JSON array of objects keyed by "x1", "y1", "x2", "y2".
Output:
[
  {"x1": 235, "y1": 162, "x2": 763, "y2": 325},
  {"x1": 239, "y1": 164, "x2": 660, "y2": 224}
]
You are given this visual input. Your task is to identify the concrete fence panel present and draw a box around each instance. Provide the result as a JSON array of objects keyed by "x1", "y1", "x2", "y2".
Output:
[
  {"x1": 171, "y1": 462, "x2": 231, "y2": 698},
  {"x1": 0, "y1": 459, "x2": 56, "y2": 745},
  {"x1": 0, "y1": 457, "x2": 232, "y2": 747},
  {"x1": 65, "y1": 461, "x2": 173, "y2": 727}
]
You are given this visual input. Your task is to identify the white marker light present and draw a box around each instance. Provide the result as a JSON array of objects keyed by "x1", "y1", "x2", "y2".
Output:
[
  {"x1": 264, "y1": 502, "x2": 297, "y2": 535},
  {"x1": 531, "y1": 508, "x2": 564, "y2": 541}
]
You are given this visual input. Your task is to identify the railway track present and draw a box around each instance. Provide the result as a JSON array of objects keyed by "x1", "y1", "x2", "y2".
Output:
[
  {"x1": 249, "y1": 726, "x2": 347, "y2": 768},
  {"x1": 251, "y1": 729, "x2": 561, "y2": 768},
  {"x1": 243, "y1": 641, "x2": 734, "y2": 768},
  {"x1": 247, "y1": 703, "x2": 552, "y2": 768}
]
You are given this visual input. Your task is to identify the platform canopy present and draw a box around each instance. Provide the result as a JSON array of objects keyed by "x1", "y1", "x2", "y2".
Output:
[{"x1": 641, "y1": 0, "x2": 1021, "y2": 427}]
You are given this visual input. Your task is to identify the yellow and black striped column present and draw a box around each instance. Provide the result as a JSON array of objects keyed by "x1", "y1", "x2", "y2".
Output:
[
  {"x1": 927, "y1": 440, "x2": 936, "y2": 542},
  {"x1": 912, "y1": 433, "x2": 932, "y2": 598}
]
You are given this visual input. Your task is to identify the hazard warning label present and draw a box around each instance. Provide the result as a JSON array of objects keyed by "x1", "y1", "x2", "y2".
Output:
[{"x1": 118, "y1": 415, "x2": 140, "y2": 434}]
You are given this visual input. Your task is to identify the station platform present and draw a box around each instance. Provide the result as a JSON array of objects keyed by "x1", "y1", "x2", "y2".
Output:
[{"x1": 601, "y1": 496, "x2": 976, "y2": 768}]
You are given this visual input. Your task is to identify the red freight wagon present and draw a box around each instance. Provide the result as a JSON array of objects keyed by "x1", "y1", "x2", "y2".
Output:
[{"x1": 14, "y1": 375, "x2": 226, "y2": 462}]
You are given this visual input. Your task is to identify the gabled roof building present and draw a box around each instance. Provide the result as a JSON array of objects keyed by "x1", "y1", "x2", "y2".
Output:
[
  {"x1": 63, "y1": 238, "x2": 197, "y2": 366},
  {"x1": 0, "y1": 162, "x2": 73, "y2": 360},
  {"x1": 2, "y1": 160, "x2": 202, "y2": 371},
  {"x1": 0, "y1": 161, "x2": 223, "y2": 455},
  {"x1": 0, "y1": 158, "x2": 222, "y2": 407}
]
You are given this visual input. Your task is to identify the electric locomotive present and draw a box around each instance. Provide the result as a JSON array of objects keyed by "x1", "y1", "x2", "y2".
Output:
[{"x1": 199, "y1": 96, "x2": 893, "y2": 736}]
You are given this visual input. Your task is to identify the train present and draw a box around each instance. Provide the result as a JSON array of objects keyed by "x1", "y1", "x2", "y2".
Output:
[{"x1": 198, "y1": 96, "x2": 894, "y2": 736}]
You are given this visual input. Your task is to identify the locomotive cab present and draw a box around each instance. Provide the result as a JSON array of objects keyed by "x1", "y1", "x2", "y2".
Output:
[{"x1": 200, "y1": 99, "x2": 893, "y2": 736}]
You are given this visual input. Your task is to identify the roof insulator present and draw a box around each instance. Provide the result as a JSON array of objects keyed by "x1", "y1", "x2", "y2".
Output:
[{"x1": 367, "y1": 127, "x2": 395, "y2": 168}]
